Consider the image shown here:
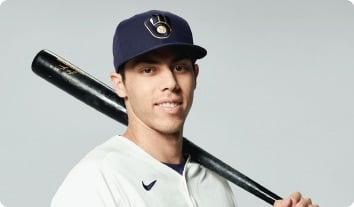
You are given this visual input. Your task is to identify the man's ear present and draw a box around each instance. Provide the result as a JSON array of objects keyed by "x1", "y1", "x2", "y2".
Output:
[
  {"x1": 193, "y1": 64, "x2": 199, "y2": 89},
  {"x1": 110, "y1": 72, "x2": 127, "y2": 98}
]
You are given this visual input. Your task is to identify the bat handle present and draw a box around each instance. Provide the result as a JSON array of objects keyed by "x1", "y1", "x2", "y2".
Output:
[{"x1": 183, "y1": 138, "x2": 282, "y2": 205}]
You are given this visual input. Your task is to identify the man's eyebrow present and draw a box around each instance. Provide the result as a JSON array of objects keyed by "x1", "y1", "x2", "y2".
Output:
[
  {"x1": 129, "y1": 55, "x2": 192, "y2": 67},
  {"x1": 130, "y1": 58, "x2": 159, "y2": 67},
  {"x1": 171, "y1": 56, "x2": 192, "y2": 63}
]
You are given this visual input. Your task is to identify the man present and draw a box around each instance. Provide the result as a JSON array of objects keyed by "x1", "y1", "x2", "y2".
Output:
[{"x1": 51, "y1": 10, "x2": 319, "y2": 207}]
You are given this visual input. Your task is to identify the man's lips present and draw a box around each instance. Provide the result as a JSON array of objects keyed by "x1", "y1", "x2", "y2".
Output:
[{"x1": 154, "y1": 99, "x2": 183, "y2": 112}]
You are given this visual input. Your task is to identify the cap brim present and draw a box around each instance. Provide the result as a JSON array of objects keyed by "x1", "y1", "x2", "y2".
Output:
[{"x1": 118, "y1": 43, "x2": 207, "y2": 69}]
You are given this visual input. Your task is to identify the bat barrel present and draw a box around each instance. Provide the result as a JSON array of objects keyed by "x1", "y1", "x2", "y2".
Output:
[
  {"x1": 31, "y1": 50, "x2": 128, "y2": 125},
  {"x1": 31, "y1": 50, "x2": 282, "y2": 205}
]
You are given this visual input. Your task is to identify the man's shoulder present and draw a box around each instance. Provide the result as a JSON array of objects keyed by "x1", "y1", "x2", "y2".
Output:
[
  {"x1": 57, "y1": 134, "x2": 156, "y2": 187},
  {"x1": 188, "y1": 160, "x2": 226, "y2": 180},
  {"x1": 185, "y1": 160, "x2": 238, "y2": 206},
  {"x1": 51, "y1": 135, "x2": 127, "y2": 207},
  {"x1": 55, "y1": 135, "x2": 133, "y2": 190},
  {"x1": 66, "y1": 135, "x2": 127, "y2": 176}
]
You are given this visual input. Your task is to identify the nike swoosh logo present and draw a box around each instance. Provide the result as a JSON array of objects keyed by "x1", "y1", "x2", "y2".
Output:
[{"x1": 142, "y1": 180, "x2": 157, "y2": 191}]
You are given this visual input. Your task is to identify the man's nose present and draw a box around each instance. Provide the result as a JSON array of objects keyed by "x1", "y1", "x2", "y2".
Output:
[{"x1": 160, "y1": 66, "x2": 180, "y2": 92}]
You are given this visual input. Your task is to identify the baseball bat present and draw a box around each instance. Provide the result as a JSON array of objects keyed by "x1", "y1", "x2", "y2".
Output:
[{"x1": 31, "y1": 49, "x2": 282, "y2": 205}]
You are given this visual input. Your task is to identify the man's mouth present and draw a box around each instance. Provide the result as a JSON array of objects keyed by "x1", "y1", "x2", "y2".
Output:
[
  {"x1": 157, "y1": 101, "x2": 182, "y2": 108},
  {"x1": 155, "y1": 100, "x2": 183, "y2": 113}
]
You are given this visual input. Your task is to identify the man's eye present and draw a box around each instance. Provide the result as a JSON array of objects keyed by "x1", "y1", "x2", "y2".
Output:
[
  {"x1": 142, "y1": 67, "x2": 153, "y2": 73},
  {"x1": 174, "y1": 64, "x2": 187, "y2": 72}
]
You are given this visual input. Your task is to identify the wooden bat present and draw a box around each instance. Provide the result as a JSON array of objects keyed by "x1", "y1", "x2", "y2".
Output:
[{"x1": 31, "y1": 49, "x2": 282, "y2": 205}]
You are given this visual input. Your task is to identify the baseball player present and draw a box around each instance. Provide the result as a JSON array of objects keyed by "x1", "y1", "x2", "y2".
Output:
[{"x1": 51, "y1": 10, "x2": 319, "y2": 207}]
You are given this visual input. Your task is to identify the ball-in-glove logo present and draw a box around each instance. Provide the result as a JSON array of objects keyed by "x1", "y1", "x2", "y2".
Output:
[{"x1": 144, "y1": 14, "x2": 172, "y2": 39}]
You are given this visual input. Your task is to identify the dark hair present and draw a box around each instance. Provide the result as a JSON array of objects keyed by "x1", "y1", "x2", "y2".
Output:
[{"x1": 116, "y1": 63, "x2": 126, "y2": 82}]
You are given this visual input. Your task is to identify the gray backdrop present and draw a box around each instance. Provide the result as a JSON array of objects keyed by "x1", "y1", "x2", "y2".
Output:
[{"x1": 0, "y1": 0, "x2": 353, "y2": 206}]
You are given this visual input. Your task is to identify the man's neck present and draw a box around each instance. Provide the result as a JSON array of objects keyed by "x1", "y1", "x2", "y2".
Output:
[{"x1": 122, "y1": 124, "x2": 184, "y2": 164}]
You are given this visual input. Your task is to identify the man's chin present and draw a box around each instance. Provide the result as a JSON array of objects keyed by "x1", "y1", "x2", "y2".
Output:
[{"x1": 154, "y1": 122, "x2": 184, "y2": 135}]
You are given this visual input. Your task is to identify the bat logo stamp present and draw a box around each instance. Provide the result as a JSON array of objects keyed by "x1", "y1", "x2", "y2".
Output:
[
  {"x1": 58, "y1": 64, "x2": 78, "y2": 75},
  {"x1": 56, "y1": 56, "x2": 78, "y2": 75}
]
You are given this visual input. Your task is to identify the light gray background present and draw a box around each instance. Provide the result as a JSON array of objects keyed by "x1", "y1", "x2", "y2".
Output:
[{"x1": 0, "y1": 0, "x2": 353, "y2": 206}]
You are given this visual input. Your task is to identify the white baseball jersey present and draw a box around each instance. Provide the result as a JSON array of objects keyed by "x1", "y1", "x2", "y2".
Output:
[{"x1": 51, "y1": 135, "x2": 237, "y2": 207}]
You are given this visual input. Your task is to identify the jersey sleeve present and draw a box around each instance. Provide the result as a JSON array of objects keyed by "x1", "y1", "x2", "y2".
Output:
[{"x1": 50, "y1": 161, "x2": 121, "y2": 207}]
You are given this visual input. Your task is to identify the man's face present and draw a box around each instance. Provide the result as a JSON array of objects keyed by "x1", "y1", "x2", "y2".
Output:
[{"x1": 111, "y1": 47, "x2": 199, "y2": 135}]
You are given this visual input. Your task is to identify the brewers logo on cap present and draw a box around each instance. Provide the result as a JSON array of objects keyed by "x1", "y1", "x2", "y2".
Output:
[{"x1": 144, "y1": 14, "x2": 172, "y2": 39}]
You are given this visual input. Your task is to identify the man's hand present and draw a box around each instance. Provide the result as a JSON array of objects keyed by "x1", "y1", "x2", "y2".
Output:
[{"x1": 273, "y1": 192, "x2": 319, "y2": 207}]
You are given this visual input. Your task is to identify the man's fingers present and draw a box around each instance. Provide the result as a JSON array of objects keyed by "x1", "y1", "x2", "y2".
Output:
[
  {"x1": 296, "y1": 197, "x2": 312, "y2": 206},
  {"x1": 276, "y1": 192, "x2": 319, "y2": 207},
  {"x1": 290, "y1": 192, "x2": 302, "y2": 203},
  {"x1": 273, "y1": 198, "x2": 292, "y2": 207},
  {"x1": 305, "y1": 198, "x2": 312, "y2": 205}
]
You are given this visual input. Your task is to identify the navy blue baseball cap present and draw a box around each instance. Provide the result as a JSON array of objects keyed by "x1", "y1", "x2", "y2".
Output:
[{"x1": 113, "y1": 10, "x2": 207, "y2": 71}]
